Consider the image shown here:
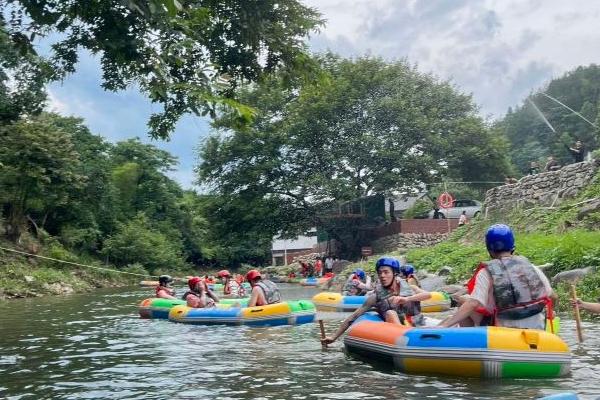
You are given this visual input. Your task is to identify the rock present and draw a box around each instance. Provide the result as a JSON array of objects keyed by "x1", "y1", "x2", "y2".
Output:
[
  {"x1": 24, "y1": 275, "x2": 35, "y2": 283},
  {"x1": 551, "y1": 267, "x2": 595, "y2": 284},
  {"x1": 440, "y1": 284, "x2": 466, "y2": 295},
  {"x1": 438, "y1": 266, "x2": 453, "y2": 276},
  {"x1": 42, "y1": 282, "x2": 74, "y2": 295},
  {"x1": 420, "y1": 275, "x2": 447, "y2": 292},
  {"x1": 577, "y1": 199, "x2": 600, "y2": 220}
]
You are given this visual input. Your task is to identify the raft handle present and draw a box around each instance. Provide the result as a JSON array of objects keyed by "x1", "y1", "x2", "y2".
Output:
[
  {"x1": 419, "y1": 334, "x2": 442, "y2": 340},
  {"x1": 250, "y1": 308, "x2": 264, "y2": 313}
]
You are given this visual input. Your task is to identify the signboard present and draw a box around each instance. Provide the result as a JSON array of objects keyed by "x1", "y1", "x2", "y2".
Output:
[{"x1": 361, "y1": 246, "x2": 373, "y2": 256}]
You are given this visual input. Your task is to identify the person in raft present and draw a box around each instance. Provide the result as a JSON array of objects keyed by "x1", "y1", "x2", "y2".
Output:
[
  {"x1": 246, "y1": 269, "x2": 282, "y2": 307},
  {"x1": 437, "y1": 224, "x2": 557, "y2": 329},
  {"x1": 400, "y1": 264, "x2": 420, "y2": 287},
  {"x1": 321, "y1": 257, "x2": 432, "y2": 345},
  {"x1": 155, "y1": 275, "x2": 176, "y2": 299},
  {"x1": 342, "y1": 268, "x2": 373, "y2": 296},
  {"x1": 182, "y1": 276, "x2": 219, "y2": 308},
  {"x1": 217, "y1": 269, "x2": 245, "y2": 297}
]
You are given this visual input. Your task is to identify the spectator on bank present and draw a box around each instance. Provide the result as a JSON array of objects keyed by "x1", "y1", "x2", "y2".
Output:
[
  {"x1": 458, "y1": 211, "x2": 468, "y2": 226},
  {"x1": 544, "y1": 156, "x2": 561, "y2": 172},
  {"x1": 324, "y1": 256, "x2": 334, "y2": 274},
  {"x1": 431, "y1": 197, "x2": 441, "y2": 219},
  {"x1": 567, "y1": 140, "x2": 585, "y2": 163},
  {"x1": 528, "y1": 161, "x2": 540, "y2": 175}
]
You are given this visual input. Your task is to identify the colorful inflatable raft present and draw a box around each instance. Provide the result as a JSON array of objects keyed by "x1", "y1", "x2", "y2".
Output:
[
  {"x1": 312, "y1": 291, "x2": 451, "y2": 313},
  {"x1": 168, "y1": 300, "x2": 316, "y2": 326},
  {"x1": 343, "y1": 316, "x2": 571, "y2": 379},
  {"x1": 300, "y1": 277, "x2": 332, "y2": 286},
  {"x1": 139, "y1": 298, "x2": 249, "y2": 319}
]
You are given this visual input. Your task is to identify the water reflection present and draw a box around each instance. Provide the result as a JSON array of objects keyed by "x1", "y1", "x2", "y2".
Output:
[{"x1": 0, "y1": 285, "x2": 599, "y2": 399}]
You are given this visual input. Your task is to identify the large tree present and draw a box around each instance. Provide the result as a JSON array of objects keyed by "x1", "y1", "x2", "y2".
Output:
[
  {"x1": 198, "y1": 56, "x2": 512, "y2": 258},
  {"x1": 2, "y1": 0, "x2": 322, "y2": 138}
]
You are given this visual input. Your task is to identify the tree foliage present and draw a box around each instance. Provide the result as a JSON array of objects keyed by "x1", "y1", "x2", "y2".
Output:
[
  {"x1": 2, "y1": 0, "x2": 322, "y2": 138},
  {"x1": 499, "y1": 65, "x2": 600, "y2": 173},
  {"x1": 198, "y1": 56, "x2": 512, "y2": 257}
]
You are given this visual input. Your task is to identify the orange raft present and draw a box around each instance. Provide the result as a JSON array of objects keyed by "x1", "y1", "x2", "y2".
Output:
[{"x1": 344, "y1": 319, "x2": 571, "y2": 379}]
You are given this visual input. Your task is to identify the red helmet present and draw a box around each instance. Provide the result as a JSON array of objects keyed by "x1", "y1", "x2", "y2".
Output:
[
  {"x1": 245, "y1": 269, "x2": 261, "y2": 282},
  {"x1": 188, "y1": 276, "x2": 202, "y2": 290},
  {"x1": 217, "y1": 269, "x2": 231, "y2": 278}
]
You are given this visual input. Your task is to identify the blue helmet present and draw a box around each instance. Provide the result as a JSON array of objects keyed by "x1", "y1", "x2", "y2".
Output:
[
  {"x1": 354, "y1": 268, "x2": 366, "y2": 280},
  {"x1": 485, "y1": 224, "x2": 515, "y2": 252},
  {"x1": 375, "y1": 257, "x2": 400, "y2": 274},
  {"x1": 400, "y1": 264, "x2": 415, "y2": 277}
]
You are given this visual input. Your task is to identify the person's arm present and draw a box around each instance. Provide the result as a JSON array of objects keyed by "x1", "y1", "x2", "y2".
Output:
[
  {"x1": 572, "y1": 299, "x2": 600, "y2": 314},
  {"x1": 389, "y1": 285, "x2": 431, "y2": 306},
  {"x1": 204, "y1": 282, "x2": 219, "y2": 303},
  {"x1": 439, "y1": 298, "x2": 482, "y2": 327},
  {"x1": 321, "y1": 295, "x2": 376, "y2": 344}
]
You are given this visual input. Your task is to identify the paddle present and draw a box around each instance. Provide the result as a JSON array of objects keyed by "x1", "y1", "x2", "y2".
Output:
[
  {"x1": 570, "y1": 284, "x2": 584, "y2": 343},
  {"x1": 318, "y1": 319, "x2": 327, "y2": 349}
]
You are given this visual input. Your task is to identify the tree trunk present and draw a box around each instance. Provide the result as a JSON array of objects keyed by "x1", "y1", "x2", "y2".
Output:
[{"x1": 388, "y1": 198, "x2": 397, "y2": 222}]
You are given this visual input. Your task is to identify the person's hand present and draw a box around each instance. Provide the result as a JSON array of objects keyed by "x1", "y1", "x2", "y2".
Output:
[
  {"x1": 390, "y1": 296, "x2": 407, "y2": 306},
  {"x1": 321, "y1": 337, "x2": 335, "y2": 345},
  {"x1": 571, "y1": 298, "x2": 582, "y2": 308}
]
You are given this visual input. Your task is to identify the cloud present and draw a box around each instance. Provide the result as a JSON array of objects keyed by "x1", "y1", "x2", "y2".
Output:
[{"x1": 304, "y1": 0, "x2": 600, "y2": 116}]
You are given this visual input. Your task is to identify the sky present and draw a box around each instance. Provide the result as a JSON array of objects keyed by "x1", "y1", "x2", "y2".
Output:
[{"x1": 46, "y1": 0, "x2": 600, "y2": 189}]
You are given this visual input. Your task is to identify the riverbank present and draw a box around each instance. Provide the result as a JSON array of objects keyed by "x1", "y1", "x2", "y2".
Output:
[{"x1": 341, "y1": 171, "x2": 600, "y2": 315}]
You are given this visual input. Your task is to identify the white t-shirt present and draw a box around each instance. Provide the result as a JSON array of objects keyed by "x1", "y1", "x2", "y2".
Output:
[{"x1": 467, "y1": 259, "x2": 552, "y2": 329}]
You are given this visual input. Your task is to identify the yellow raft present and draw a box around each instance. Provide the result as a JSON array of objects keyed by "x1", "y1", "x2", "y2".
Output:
[{"x1": 312, "y1": 291, "x2": 451, "y2": 313}]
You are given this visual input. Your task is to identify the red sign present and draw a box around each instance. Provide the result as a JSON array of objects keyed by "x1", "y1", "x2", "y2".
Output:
[
  {"x1": 361, "y1": 247, "x2": 373, "y2": 256},
  {"x1": 438, "y1": 192, "x2": 454, "y2": 209}
]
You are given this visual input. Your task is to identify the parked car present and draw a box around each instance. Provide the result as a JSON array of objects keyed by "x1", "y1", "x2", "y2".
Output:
[{"x1": 428, "y1": 199, "x2": 482, "y2": 219}]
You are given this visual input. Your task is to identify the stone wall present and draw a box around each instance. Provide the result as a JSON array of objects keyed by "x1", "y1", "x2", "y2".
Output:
[
  {"x1": 484, "y1": 160, "x2": 600, "y2": 215},
  {"x1": 371, "y1": 232, "x2": 449, "y2": 254}
]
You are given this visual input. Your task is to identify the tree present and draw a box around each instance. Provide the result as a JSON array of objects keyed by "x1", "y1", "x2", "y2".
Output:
[
  {"x1": 0, "y1": 16, "x2": 51, "y2": 123},
  {"x1": 199, "y1": 56, "x2": 511, "y2": 258},
  {"x1": 0, "y1": 115, "x2": 84, "y2": 241},
  {"x1": 103, "y1": 213, "x2": 184, "y2": 272},
  {"x1": 3, "y1": 0, "x2": 323, "y2": 138},
  {"x1": 500, "y1": 65, "x2": 600, "y2": 172}
]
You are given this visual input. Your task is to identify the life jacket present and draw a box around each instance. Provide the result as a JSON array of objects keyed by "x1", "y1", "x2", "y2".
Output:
[
  {"x1": 155, "y1": 285, "x2": 175, "y2": 297},
  {"x1": 484, "y1": 256, "x2": 550, "y2": 321},
  {"x1": 342, "y1": 275, "x2": 368, "y2": 296},
  {"x1": 466, "y1": 263, "x2": 493, "y2": 317},
  {"x1": 224, "y1": 280, "x2": 245, "y2": 297},
  {"x1": 374, "y1": 277, "x2": 422, "y2": 326},
  {"x1": 256, "y1": 280, "x2": 281, "y2": 305},
  {"x1": 181, "y1": 290, "x2": 215, "y2": 308}
]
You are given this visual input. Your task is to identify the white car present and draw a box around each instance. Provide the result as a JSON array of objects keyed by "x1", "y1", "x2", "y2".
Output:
[{"x1": 429, "y1": 199, "x2": 482, "y2": 219}]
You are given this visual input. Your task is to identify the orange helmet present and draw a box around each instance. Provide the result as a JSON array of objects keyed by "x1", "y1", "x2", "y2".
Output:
[
  {"x1": 188, "y1": 276, "x2": 202, "y2": 290},
  {"x1": 217, "y1": 269, "x2": 231, "y2": 278},
  {"x1": 245, "y1": 269, "x2": 261, "y2": 282}
]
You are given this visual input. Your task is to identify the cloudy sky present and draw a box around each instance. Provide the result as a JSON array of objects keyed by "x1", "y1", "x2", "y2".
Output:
[{"x1": 47, "y1": 0, "x2": 600, "y2": 188}]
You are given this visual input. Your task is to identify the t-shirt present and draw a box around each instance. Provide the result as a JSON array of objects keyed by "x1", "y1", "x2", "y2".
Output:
[{"x1": 467, "y1": 258, "x2": 552, "y2": 329}]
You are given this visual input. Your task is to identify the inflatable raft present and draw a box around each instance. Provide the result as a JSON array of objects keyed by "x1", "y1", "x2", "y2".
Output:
[
  {"x1": 344, "y1": 317, "x2": 571, "y2": 379},
  {"x1": 312, "y1": 291, "x2": 451, "y2": 313},
  {"x1": 139, "y1": 280, "x2": 159, "y2": 287},
  {"x1": 139, "y1": 298, "x2": 249, "y2": 319},
  {"x1": 168, "y1": 300, "x2": 316, "y2": 326},
  {"x1": 300, "y1": 277, "x2": 332, "y2": 286}
]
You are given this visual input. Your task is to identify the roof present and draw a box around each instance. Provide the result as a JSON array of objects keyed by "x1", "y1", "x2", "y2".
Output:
[
  {"x1": 271, "y1": 231, "x2": 318, "y2": 251},
  {"x1": 385, "y1": 193, "x2": 428, "y2": 211}
]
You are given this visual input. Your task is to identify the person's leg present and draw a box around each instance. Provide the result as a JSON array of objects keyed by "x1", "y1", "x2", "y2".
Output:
[{"x1": 385, "y1": 310, "x2": 405, "y2": 325}]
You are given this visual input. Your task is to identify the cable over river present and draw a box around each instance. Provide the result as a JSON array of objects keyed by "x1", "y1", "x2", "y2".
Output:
[{"x1": 1, "y1": 284, "x2": 599, "y2": 399}]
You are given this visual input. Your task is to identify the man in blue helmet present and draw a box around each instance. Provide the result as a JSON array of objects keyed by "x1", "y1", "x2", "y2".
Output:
[
  {"x1": 321, "y1": 257, "x2": 431, "y2": 345},
  {"x1": 400, "y1": 264, "x2": 420, "y2": 287},
  {"x1": 342, "y1": 268, "x2": 373, "y2": 296},
  {"x1": 438, "y1": 224, "x2": 556, "y2": 329}
]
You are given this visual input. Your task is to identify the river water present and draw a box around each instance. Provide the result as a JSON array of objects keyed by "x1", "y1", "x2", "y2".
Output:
[{"x1": 1, "y1": 284, "x2": 599, "y2": 400}]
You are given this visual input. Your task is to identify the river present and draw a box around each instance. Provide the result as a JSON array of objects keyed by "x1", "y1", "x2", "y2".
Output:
[{"x1": 1, "y1": 284, "x2": 599, "y2": 399}]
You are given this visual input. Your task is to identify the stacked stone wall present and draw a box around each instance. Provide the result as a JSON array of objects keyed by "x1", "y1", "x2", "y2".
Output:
[
  {"x1": 484, "y1": 160, "x2": 600, "y2": 215},
  {"x1": 371, "y1": 232, "x2": 449, "y2": 254}
]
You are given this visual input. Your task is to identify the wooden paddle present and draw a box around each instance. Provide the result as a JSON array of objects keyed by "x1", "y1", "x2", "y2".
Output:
[
  {"x1": 318, "y1": 319, "x2": 327, "y2": 349},
  {"x1": 570, "y1": 284, "x2": 584, "y2": 343}
]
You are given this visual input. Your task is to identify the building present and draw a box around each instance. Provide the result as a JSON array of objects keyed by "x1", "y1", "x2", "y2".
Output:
[{"x1": 271, "y1": 229, "x2": 318, "y2": 266}]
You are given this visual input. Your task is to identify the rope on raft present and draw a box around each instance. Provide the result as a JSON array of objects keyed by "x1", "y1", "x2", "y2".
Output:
[{"x1": 0, "y1": 246, "x2": 158, "y2": 278}]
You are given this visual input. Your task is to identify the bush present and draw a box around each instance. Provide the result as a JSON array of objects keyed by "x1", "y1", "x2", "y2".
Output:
[
  {"x1": 403, "y1": 199, "x2": 432, "y2": 219},
  {"x1": 103, "y1": 214, "x2": 185, "y2": 272}
]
